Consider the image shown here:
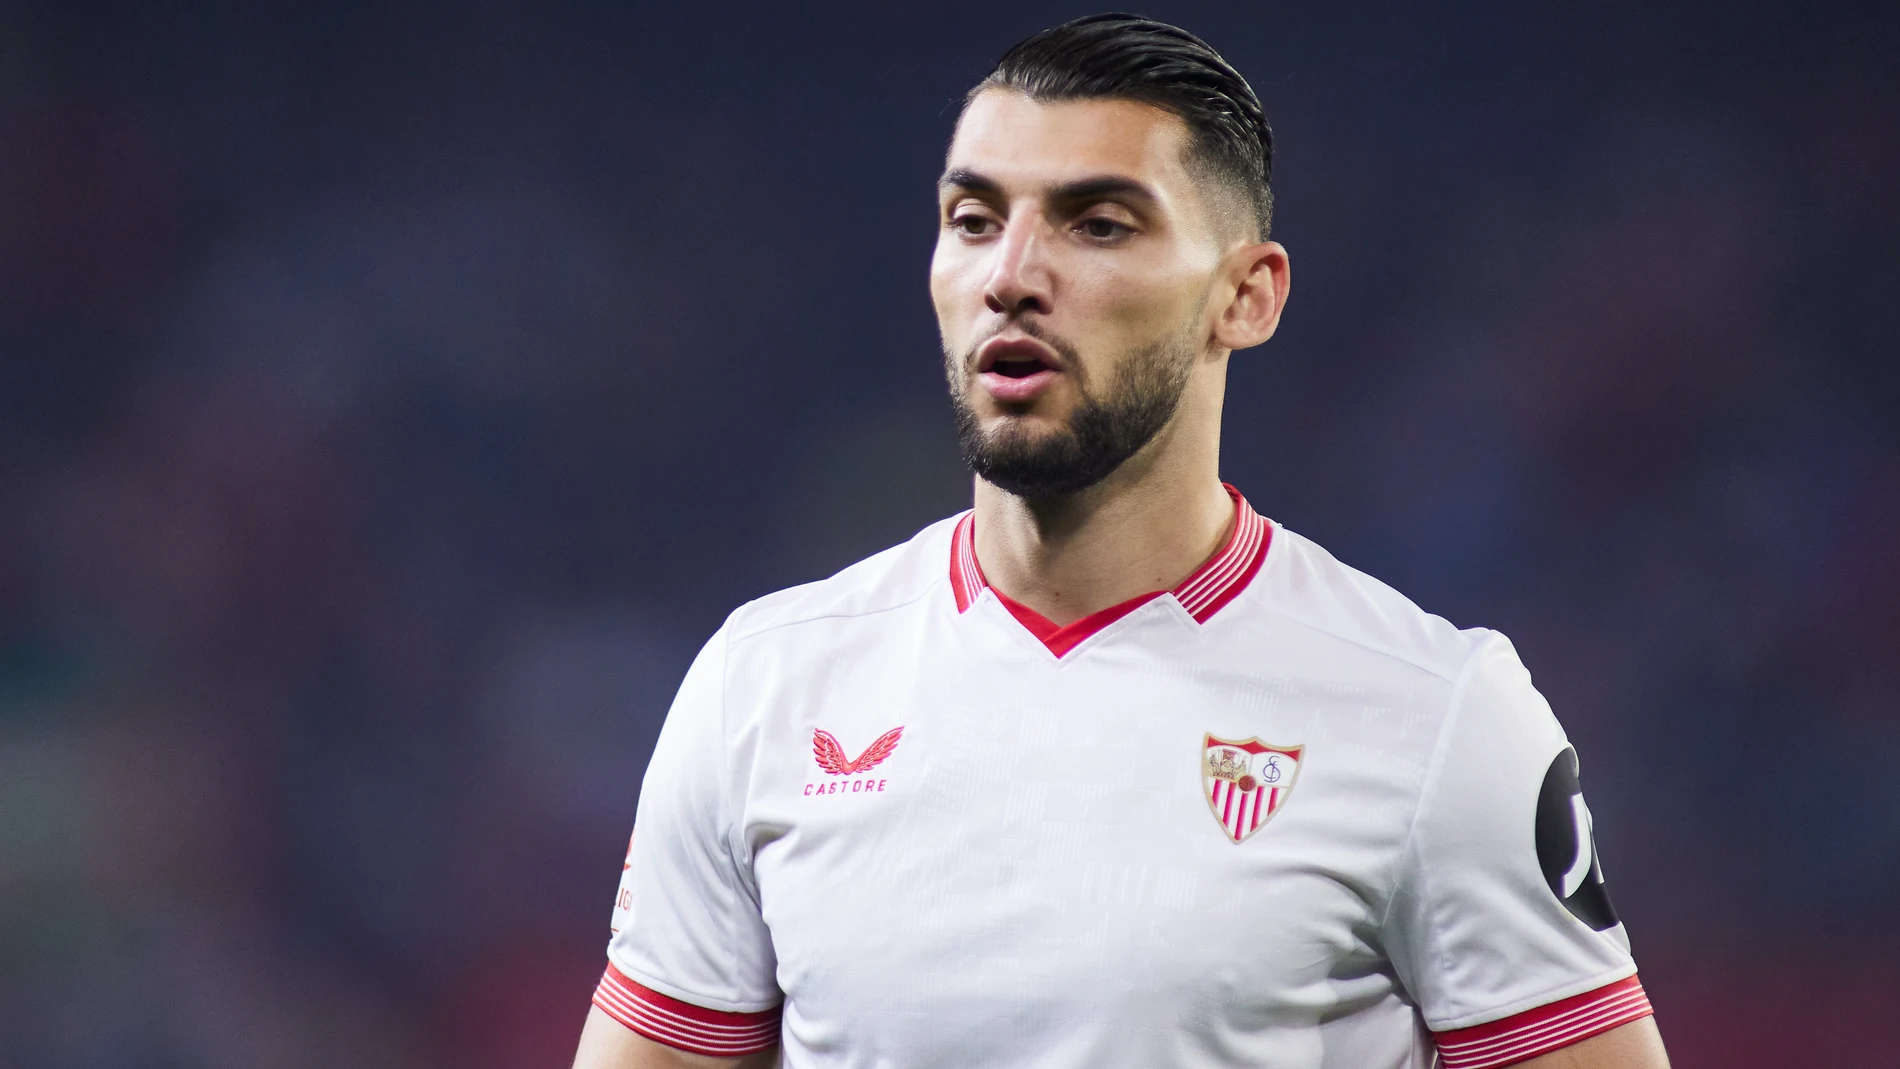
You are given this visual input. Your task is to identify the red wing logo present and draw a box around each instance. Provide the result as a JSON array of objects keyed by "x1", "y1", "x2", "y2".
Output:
[
  {"x1": 1203, "y1": 734, "x2": 1303, "y2": 843},
  {"x1": 812, "y1": 726, "x2": 904, "y2": 776}
]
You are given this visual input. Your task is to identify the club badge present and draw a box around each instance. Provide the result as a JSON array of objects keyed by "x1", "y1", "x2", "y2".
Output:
[{"x1": 1202, "y1": 734, "x2": 1303, "y2": 843}]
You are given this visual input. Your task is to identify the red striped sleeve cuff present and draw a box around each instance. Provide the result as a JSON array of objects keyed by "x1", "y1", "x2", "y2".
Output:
[
  {"x1": 592, "y1": 963, "x2": 782, "y2": 1057},
  {"x1": 1433, "y1": 974, "x2": 1653, "y2": 1069}
]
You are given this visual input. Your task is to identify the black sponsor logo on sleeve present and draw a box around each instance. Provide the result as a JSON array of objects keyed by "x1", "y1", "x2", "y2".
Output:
[{"x1": 1534, "y1": 746, "x2": 1621, "y2": 932}]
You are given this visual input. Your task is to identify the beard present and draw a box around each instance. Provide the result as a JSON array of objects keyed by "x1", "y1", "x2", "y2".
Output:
[{"x1": 944, "y1": 319, "x2": 1199, "y2": 501}]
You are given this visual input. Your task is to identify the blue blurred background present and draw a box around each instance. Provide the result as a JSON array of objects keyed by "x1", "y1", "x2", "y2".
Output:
[{"x1": 4, "y1": 1, "x2": 1897, "y2": 1065}]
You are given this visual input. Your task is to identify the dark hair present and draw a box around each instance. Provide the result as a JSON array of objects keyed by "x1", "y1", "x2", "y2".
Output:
[{"x1": 971, "y1": 13, "x2": 1274, "y2": 239}]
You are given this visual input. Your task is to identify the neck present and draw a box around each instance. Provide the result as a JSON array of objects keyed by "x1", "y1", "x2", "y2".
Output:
[{"x1": 971, "y1": 398, "x2": 1232, "y2": 627}]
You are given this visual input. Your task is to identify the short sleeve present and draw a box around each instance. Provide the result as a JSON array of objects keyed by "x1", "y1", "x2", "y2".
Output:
[
  {"x1": 1382, "y1": 633, "x2": 1653, "y2": 1069},
  {"x1": 591, "y1": 623, "x2": 783, "y2": 1057}
]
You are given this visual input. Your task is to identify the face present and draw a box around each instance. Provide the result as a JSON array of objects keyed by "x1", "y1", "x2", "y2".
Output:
[{"x1": 931, "y1": 90, "x2": 1241, "y2": 499}]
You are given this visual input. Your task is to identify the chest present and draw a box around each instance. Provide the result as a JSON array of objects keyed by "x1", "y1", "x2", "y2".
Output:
[{"x1": 734, "y1": 615, "x2": 1437, "y2": 1036}]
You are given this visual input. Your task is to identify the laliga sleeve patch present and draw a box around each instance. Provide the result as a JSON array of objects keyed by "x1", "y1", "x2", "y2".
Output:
[{"x1": 1534, "y1": 746, "x2": 1621, "y2": 932}]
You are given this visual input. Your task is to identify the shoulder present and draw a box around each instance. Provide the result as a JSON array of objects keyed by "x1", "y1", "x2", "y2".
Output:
[
  {"x1": 1252, "y1": 527, "x2": 1569, "y2": 803},
  {"x1": 725, "y1": 512, "x2": 963, "y2": 647},
  {"x1": 1248, "y1": 523, "x2": 1500, "y2": 684}
]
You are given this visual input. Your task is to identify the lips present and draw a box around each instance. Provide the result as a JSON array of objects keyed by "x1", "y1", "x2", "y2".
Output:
[
  {"x1": 976, "y1": 336, "x2": 1063, "y2": 376},
  {"x1": 974, "y1": 335, "x2": 1064, "y2": 404}
]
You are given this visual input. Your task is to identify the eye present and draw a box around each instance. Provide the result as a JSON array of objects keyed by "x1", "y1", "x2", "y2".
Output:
[
  {"x1": 950, "y1": 211, "x2": 998, "y2": 236},
  {"x1": 1079, "y1": 217, "x2": 1131, "y2": 241}
]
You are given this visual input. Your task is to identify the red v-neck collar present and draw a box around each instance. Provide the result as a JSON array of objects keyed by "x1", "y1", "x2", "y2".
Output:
[
  {"x1": 988, "y1": 587, "x2": 1167, "y2": 658},
  {"x1": 948, "y1": 484, "x2": 1273, "y2": 658}
]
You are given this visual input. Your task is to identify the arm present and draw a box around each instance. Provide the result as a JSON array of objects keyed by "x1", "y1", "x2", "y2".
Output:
[
  {"x1": 1516, "y1": 1017, "x2": 1669, "y2": 1069},
  {"x1": 1384, "y1": 636, "x2": 1668, "y2": 1067},
  {"x1": 572, "y1": 1006, "x2": 779, "y2": 1069},
  {"x1": 574, "y1": 625, "x2": 785, "y2": 1068}
]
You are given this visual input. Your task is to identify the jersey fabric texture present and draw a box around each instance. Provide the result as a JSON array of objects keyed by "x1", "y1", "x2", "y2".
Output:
[{"x1": 596, "y1": 488, "x2": 1651, "y2": 1068}]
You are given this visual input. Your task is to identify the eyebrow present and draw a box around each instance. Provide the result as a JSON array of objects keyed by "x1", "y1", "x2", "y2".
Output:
[
  {"x1": 938, "y1": 168, "x2": 1159, "y2": 207},
  {"x1": 939, "y1": 167, "x2": 1001, "y2": 194}
]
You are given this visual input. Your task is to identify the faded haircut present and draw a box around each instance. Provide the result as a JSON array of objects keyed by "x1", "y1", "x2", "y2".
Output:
[{"x1": 969, "y1": 12, "x2": 1275, "y2": 240}]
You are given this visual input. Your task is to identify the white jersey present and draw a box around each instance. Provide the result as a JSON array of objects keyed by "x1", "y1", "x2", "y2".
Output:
[{"x1": 595, "y1": 487, "x2": 1651, "y2": 1068}]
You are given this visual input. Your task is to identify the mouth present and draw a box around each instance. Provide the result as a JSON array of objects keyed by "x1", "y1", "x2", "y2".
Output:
[
  {"x1": 976, "y1": 335, "x2": 1064, "y2": 375},
  {"x1": 974, "y1": 335, "x2": 1064, "y2": 404}
]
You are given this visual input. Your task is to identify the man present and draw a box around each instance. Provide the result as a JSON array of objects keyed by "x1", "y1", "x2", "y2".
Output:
[{"x1": 574, "y1": 13, "x2": 1670, "y2": 1069}]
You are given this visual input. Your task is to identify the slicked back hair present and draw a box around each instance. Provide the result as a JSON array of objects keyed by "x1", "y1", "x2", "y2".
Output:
[{"x1": 968, "y1": 13, "x2": 1275, "y2": 241}]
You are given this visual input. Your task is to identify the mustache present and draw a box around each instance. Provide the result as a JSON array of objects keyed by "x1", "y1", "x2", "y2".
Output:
[{"x1": 957, "y1": 318, "x2": 1083, "y2": 375}]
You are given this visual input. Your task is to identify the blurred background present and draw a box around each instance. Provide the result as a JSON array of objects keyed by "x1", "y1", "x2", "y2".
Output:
[{"x1": 3, "y1": 1, "x2": 1897, "y2": 1065}]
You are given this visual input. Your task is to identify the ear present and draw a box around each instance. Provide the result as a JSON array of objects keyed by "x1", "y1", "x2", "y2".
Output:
[{"x1": 1211, "y1": 241, "x2": 1291, "y2": 351}]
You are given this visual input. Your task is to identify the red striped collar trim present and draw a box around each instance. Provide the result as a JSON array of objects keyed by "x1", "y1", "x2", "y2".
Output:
[{"x1": 949, "y1": 484, "x2": 1271, "y2": 655}]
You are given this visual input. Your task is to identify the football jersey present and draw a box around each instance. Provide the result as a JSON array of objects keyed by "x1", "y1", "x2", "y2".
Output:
[{"x1": 594, "y1": 487, "x2": 1651, "y2": 1068}]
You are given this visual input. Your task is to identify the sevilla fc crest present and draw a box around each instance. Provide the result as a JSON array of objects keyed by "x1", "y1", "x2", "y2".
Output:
[{"x1": 1203, "y1": 734, "x2": 1303, "y2": 843}]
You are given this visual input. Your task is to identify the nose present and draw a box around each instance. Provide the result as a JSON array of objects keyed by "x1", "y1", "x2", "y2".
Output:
[{"x1": 983, "y1": 213, "x2": 1053, "y2": 318}]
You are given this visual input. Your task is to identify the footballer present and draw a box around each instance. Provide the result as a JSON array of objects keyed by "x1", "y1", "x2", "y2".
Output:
[{"x1": 572, "y1": 13, "x2": 1670, "y2": 1069}]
